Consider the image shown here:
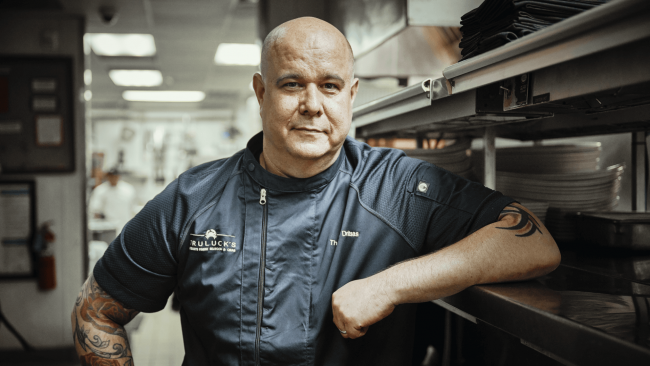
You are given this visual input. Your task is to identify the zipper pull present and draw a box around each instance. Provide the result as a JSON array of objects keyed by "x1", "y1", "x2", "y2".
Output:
[{"x1": 260, "y1": 188, "x2": 266, "y2": 205}]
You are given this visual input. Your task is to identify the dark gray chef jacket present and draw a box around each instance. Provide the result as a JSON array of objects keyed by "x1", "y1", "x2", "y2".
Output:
[{"x1": 94, "y1": 132, "x2": 513, "y2": 366}]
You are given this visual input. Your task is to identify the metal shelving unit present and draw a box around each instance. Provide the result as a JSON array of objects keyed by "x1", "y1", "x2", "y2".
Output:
[
  {"x1": 352, "y1": 2, "x2": 650, "y2": 363},
  {"x1": 352, "y1": 3, "x2": 650, "y2": 363},
  {"x1": 352, "y1": 0, "x2": 650, "y2": 195}
]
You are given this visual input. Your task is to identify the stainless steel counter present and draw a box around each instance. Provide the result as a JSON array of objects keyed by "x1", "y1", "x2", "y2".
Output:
[{"x1": 434, "y1": 251, "x2": 650, "y2": 365}]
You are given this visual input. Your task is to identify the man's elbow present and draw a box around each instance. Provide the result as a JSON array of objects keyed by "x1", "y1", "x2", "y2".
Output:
[{"x1": 531, "y1": 236, "x2": 561, "y2": 278}]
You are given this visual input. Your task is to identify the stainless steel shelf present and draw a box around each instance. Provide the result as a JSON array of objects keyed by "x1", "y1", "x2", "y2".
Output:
[
  {"x1": 353, "y1": 79, "x2": 432, "y2": 121},
  {"x1": 355, "y1": 89, "x2": 551, "y2": 138},
  {"x1": 353, "y1": 78, "x2": 441, "y2": 129}
]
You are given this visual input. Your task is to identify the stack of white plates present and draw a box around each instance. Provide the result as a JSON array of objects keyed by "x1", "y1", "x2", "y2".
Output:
[
  {"x1": 403, "y1": 139, "x2": 473, "y2": 179},
  {"x1": 496, "y1": 143, "x2": 601, "y2": 174},
  {"x1": 497, "y1": 165, "x2": 624, "y2": 241}
]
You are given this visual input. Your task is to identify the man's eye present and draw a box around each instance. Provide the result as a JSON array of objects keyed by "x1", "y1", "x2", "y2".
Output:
[
  {"x1": 284, "y1": 82, "x2": 298, "y2": 88},
  {"x1": 323, "y1": 83, "x2": 338, "y2": 90}
]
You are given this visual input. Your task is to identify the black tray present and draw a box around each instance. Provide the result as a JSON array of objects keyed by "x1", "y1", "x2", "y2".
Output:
[{"x1": 576, "y1": 212, "x2": 650, "y2": 249}]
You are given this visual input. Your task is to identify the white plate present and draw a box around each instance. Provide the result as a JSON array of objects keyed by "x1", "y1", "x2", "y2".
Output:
[
  {"x1": 496, "y1": 143, "x2": 601, "y2": 154},
  {"x1": 496, "y1": 164, "x2": 624, "y2": 181}
]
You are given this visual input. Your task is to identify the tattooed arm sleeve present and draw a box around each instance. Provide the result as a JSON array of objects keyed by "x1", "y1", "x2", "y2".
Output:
[{"x1": 71, "y1": 274, "x2": 139, "y2": 366}]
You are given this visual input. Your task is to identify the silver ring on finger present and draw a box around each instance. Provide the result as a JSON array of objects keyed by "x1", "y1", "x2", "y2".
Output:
[{"x1": 338, "y1": 329, "x2": 347, "y2": 334}]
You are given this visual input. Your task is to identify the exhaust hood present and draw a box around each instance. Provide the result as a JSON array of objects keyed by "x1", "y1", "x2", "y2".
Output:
[{"x1": 258, "y1": 0, "x2": 481, "y2": 77}]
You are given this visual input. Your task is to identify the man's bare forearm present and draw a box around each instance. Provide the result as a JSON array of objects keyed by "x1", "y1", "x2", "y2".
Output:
[
  {"x1": 71, "y1": 274, "x2": 139, "y2": 366},
  {"x1": 380, "y1": 203, "x2": 561, "y2": 305},
  {"x1": 332, "y1": 203, "x2": 561, "y2": 338}
]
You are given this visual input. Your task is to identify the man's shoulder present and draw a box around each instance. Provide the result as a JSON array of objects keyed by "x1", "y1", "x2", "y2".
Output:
[
  {"x1": 342, "y1": 138, "x2": 437, "y2": 252},
  {"x1": 176, "y1": 150, "x2": 244, "y2": 191},
  {"x1": 158, "y1": 150, "x2": 245, "y2": 211},
  {"x1": 92, "y1": 181, "x2": 110, "y2": 195},
  {"x1": 343, "y1": 137, "x2": 424, "y2": 186}
]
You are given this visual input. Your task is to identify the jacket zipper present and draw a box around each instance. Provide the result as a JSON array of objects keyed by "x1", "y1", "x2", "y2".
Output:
[{"x1": 255, "y1": 188, "x2": 268, "y2": 366}]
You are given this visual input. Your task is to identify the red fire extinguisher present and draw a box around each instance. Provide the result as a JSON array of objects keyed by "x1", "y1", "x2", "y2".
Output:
[{"x1": 37, "y1": 222, "x2": 56, "y2": 290}]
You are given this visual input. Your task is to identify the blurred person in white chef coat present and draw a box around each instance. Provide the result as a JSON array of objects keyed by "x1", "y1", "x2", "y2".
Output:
[{"x1": 88, "y1": 167, "x2": 137, "y2": 235}]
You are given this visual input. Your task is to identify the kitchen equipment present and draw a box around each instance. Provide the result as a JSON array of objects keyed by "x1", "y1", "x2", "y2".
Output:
[{"x1": 576, "y1": 212, "x2": 650, "y2": 250}]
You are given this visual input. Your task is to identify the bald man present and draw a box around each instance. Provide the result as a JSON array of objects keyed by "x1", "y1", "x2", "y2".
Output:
[{"x1": 72, "y1": 17, "x2": 560, "y2": 366}]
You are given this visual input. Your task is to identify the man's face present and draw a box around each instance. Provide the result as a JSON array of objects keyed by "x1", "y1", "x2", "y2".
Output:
[
  {"x1": 107, "y1": 174, "x2": 119, "y2": 186},
  {"x1": 254, "y1": 32, "x2": 359, "y2": 163}
]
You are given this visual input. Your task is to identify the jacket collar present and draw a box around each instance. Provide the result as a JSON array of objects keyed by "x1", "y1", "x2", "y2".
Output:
[{"x1": 242, "y1": 132, "x2": 346, "y2": 193}]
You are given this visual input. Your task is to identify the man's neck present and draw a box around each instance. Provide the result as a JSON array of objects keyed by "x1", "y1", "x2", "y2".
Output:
[{"x1": 259, "y1": 148, "x2": 341, "y2": 179}]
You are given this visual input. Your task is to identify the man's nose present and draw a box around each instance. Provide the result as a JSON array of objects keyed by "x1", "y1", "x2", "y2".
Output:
[{"x1": 299, "y1": 84, "x2": 323, "y2": 117}]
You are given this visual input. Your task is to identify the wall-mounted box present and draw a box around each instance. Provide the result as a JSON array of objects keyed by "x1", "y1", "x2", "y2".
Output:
[{"x1": 0, "y1": 57, "x2": 74, "y2": 173}]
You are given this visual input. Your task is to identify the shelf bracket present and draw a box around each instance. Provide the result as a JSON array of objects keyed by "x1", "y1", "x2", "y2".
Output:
[{"x1": 483, "y1": 127, "x2": 496, "y2": 190}]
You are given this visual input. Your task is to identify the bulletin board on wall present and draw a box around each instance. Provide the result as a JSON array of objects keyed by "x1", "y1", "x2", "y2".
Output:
[
  {"x1": 0, "y1": 180, "x2": 36, "y2": 279},
  {"x1": 0, "y1": 56, "x2": 75, "y2": 173}
]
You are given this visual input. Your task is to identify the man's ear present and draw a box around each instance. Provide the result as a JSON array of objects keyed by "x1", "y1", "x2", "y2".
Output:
[
  {"x1": 349, "y1": 77, "x2": 360, "y2": 104},
  {"x1": 253, "y1": 73, "x2": 265, "y2": 108}
]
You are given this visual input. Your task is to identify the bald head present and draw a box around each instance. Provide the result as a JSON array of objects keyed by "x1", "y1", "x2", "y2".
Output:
[{"x1": 260, "y1": 17, "x2": 355, "y2": 79}]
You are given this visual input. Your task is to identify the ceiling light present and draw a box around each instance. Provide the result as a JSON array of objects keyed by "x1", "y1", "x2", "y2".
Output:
[
  {"x1": 84, "y1": 69, "x2": 92, "y2": 85},
  {"x1": 109, "y1": 70, "x2": 163, "y2": 87},
  {"x1": 85, "y1": 33, "x2": 156, "y2": 57},
  {"x1": 214, "y1": 43, "x2": 260, "y2": 66},
  {"x1": 122, "y1": 91, "x2": 205, "y2": 102}
]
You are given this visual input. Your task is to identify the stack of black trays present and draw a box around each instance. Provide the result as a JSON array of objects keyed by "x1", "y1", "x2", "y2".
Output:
[{"x1": 459, "y1": 0, "x2": 608, "y2": 61}]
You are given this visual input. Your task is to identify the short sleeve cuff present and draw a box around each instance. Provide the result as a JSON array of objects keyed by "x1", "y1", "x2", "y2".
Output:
[
  {"x1": 470, "y1": 192, "x2": 517, "y2": 233},
  {"x1": 93, "y1": 259, "x2": 170, "y2": 313}
]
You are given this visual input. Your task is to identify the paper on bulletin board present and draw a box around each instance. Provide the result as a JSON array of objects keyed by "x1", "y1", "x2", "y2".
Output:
[
  {"x1": 0, "y1": 183, "x2": 33, "y2": 275},
  {"x1": 31, "y1": 78, "x2": 57, "y2": 93},
  {"x1": 35, "y1": 115, "x2": 63, "y2": 146}
]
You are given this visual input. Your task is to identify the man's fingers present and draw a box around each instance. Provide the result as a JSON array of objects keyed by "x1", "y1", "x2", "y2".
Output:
[
  {"x1": 332, "y1": 315, "x2": 349, "y2": 338},
  {"x1": 333, "y1": 316, "x2": 368, "y2": 339},
  {"x1": 332, "y1": 280, "x2": 383, "y2": 340},
  {"x1": 345, "y1": 325, "x2": 367, "y2": 339}
]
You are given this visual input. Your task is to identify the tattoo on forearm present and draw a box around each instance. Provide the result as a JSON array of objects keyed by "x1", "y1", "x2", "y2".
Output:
[
  {"x1": 72, "y1": 274, "x2": 138, "y2": 366},
  {"x1": 496, "y1": 204, "x2": 542, "y2": 237}
]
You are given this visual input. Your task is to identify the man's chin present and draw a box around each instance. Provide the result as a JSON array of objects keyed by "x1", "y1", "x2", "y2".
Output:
[{"x1": 286, "y1": 141, "x2": 335, "y2": 161}]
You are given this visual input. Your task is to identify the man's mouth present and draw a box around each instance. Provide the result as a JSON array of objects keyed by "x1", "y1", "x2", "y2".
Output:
[{"x1": 294, "y1": 128, "x2": 323, "y2": 133}]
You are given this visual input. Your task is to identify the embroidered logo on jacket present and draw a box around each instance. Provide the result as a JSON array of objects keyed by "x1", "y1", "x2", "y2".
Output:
[{"x1": 189, "y1": 230, "x2": 236, "y2": 252}]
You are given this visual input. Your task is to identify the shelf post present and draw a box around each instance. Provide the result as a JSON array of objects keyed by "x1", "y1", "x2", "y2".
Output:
[
  {"x1": 647, "y1": 133, "x2": 650, "y2": 212},
  {"x1": 632, "y1": 131, "x2": 648, "y2": 212},
  {"x1": 416, "y1": 134, "x2": 425, "y2": 149},
  {"x1": 483, "y1": 127, "x2": 496, "y2": 190}
]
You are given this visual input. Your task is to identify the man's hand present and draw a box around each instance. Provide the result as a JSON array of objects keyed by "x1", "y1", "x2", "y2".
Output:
[{"x1": 331, "y1": 275, "x2": 396, "y2": 339}]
